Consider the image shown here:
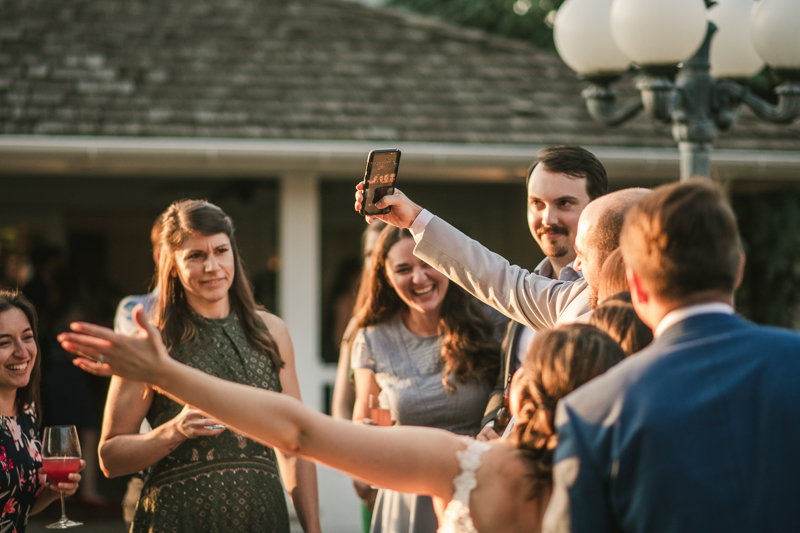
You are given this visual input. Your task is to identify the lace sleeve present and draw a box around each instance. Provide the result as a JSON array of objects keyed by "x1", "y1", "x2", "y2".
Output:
[{"x1": 439, "y1": 437, "x2": 492, "y2": 533}]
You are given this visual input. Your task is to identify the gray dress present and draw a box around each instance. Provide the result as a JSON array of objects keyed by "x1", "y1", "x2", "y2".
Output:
[{"x1": 351, "y1": 313, "x2": 493, "y2": 533}]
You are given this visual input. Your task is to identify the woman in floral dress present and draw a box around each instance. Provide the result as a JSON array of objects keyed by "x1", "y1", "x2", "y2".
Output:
[{"x1": 0, "y1": 290, "x2": 82, "y2": 532}]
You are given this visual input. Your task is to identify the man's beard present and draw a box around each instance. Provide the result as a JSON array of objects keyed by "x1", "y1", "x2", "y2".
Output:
[
  {"x1": 537, "y1": 225, "x2": 570, "y2": 258},
  {"x1": 589, "y1": 286, "x2": 598, "y2": 310}
]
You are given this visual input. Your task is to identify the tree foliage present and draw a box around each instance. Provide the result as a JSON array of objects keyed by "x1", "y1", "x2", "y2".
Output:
[
  {"x1": 387, "y1": 0, "x2": 565, "y2": 50},
  {"x1": 732, "y1": 188, "x2": 800, "y2": 327}
]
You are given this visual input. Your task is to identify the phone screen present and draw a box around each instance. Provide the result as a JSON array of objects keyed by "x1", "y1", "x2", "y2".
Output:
[{"x1": 361, "y1": 149, "x2": 400, "y2": 216}]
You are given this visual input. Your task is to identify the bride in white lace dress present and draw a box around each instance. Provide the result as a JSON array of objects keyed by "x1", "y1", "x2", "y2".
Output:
[{"x1": 59, "y1": 310, "x2": 624, "y2": 533}]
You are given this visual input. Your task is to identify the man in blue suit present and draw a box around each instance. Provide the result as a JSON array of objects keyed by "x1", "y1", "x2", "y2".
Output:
[{"x1": 543, "y1": 180, "x2": 800, "y2": 533}]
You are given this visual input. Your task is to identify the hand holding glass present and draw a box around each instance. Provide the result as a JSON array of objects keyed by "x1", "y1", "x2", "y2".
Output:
[
  {"x1": 42, "y1": 425, "x2": 83, "y2": 529},
  {"x1": 368, "y1": 394, "x2": 392, "y2": 427}
]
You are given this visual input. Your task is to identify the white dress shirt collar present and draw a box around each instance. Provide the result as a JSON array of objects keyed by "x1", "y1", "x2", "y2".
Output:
[{"x1": 655, "y1": 302, "x2": 734, "y2": 338}]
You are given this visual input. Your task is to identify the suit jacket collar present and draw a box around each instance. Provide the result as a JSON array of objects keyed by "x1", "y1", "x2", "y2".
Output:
[{"x1": 654, "y1": 312, "x2": 747, "y2": 348}]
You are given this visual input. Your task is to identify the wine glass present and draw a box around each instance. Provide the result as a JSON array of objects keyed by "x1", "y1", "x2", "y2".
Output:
[{"x1": 42, "y1": 425, "x2": 83, "y2": 529}]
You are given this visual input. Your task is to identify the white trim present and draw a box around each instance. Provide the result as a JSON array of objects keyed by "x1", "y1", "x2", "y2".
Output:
[
  {"x1": 278, "y1": 172, "x2": 328, "y2": 407},
  {"x1": 1, "y1": 135, "x2": 799, "y2": 182},
  {"x1": 655, "y1": 303, "x2": 735, "y2": 338}
]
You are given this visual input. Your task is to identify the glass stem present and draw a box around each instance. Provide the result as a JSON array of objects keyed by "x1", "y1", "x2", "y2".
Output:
[{"x1": 60, "y1": 491, "x2": 67, "y2": 521}]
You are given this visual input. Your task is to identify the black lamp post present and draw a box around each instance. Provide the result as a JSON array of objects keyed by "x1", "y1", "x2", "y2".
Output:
[{"x1": 553, "y1": 0, "x2": 800, "y2": 180}]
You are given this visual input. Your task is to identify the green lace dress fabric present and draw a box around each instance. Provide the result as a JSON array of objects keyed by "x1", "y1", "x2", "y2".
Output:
[{"x1": 132, "y1": 312, "x2": 290, "y2": 533}]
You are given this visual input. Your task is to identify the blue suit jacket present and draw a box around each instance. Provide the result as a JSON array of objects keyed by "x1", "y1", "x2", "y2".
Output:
[{"x1": 545, "y1": 313, "x2": 800, "y2": 533}]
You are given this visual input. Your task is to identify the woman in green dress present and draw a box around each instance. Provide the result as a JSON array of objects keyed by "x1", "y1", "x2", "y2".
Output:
[{"x1": 97, "y1": 200, "x2": 321, "y2": 533}]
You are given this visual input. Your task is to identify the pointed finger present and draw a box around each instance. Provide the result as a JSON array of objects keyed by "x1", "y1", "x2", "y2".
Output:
[
  {"x1": 68, "y1": 321, "x2": 118, "y2": 341},
  {"x1": 58, "y1": 331, "x2": 114, "y2": 352},
  {"x1": 72, "y1": 357, "x2": 115, "y2": 378},
  {"x1": 58, "y1": 338, "x2": 106, "y2": 360},
  {"x1": 132, "y1": 305, "x2": 159, "y2": 338}
]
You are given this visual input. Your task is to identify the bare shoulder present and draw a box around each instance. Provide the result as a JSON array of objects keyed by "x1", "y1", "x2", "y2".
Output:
[
  {"x1": 256, "y1": 310, "x2": 294, "y2": 364},
  {"x1": 257, "y1": 310, "x2": 290, "y2": 340},
  {"x1": 471, "y1": 441, "x2": 547, "y2": 533}
]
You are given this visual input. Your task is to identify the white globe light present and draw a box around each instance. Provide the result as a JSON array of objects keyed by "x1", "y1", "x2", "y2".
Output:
[
  {"x1": 750, "y1": 0, "x2": 800, "y2": 70},
  {"x1": 554, "y1": 0, "x2": 631, "y2": 75},
  {"x1": 610, "y1": 0, "x2": 708, "y2": 66},
  {"x1": 708, "y1": 0, "x2": 764, "y2": 78}
]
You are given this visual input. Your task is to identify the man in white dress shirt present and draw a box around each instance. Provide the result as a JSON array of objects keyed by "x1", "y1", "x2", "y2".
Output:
[
  {"x1": 478, "y1": 146, "x2": 607, "y2": 440},
  {"x1": 354, "y1": 162, "x2": 648, "y2": 333}
]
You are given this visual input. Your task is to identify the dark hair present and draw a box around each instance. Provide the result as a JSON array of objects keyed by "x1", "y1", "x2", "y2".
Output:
[
  {"x1": 527, "y1": 145, "x2": 609, "y2": 201},
  {"x1": 598, "y1": 248, "x2": 628, "y2": 304},
  {"x1": 355, "y1": 226, "x2": 500, "y2": 389},
  {"x1": 0, "y1": 290, "x2": 42, "y2": 420},
  {"x1": 620, "y1": 180, "x2": 742, "y2": 301},
  {"x1": 154, "y1": 200, "x2": 283, "y2": 370},
  {"x1": 513, "y1": 324, "x2": 624, "y2": 498},
  {"x1": 590, "y1": 297, "x2": 653, "y2": 355},
  {"x1": 151, "y1": 212, "x2": 165, "y2": 248},
  {"x1": 351, "y1": 220, "x2": 388, "y2": 318}
]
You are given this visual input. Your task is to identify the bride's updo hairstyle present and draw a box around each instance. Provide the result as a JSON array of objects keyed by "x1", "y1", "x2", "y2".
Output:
[
  {"x1": 514, "y1": 324, "x2": 624, "y2": 498},
  {"x1": 154, "y1": 199, "x2": 283, "y2": 370}
]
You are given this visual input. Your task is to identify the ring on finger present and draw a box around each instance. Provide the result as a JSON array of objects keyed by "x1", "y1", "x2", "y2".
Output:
[{"x1": 98, "y1": 355, "x2": 105, "y2": 365}]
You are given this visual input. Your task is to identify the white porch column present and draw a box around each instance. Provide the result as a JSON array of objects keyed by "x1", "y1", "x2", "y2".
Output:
[
  {"x1": 278, "y1": 173, "x2": 361, "y2": 532},
  {"x1": 278, "y1": 172, "x2": 326, "y2": 410}
]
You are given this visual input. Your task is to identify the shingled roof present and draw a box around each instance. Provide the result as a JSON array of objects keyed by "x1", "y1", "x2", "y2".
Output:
[{"x1": 1, "y1": 0, "x2": 798, "y2": 150}]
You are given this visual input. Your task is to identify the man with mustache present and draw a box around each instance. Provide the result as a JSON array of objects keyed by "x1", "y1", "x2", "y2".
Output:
[
  {"x1": 353, "y1": 150, "x2": 647, "y2": 336},
  {"x1": 479, "y1": 146, "x2": 607, "y2": 440}
]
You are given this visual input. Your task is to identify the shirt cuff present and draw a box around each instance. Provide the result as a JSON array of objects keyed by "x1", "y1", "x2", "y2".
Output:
[{"x1": 410, "y1": 209, "x2": 434, "y2": 243}]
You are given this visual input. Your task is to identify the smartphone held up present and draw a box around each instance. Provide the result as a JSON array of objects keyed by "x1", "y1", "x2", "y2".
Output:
[{"x1": 359, "y1": 149, "x2": 400, "y2": 216}]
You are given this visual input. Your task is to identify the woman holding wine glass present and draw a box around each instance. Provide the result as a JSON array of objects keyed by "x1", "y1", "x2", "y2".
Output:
[
  {"x1": 94, "y1": 200, "x2": 320, "y2": 533},
  {"x1": 0, "y1": 290, "x2": 83, "y2": 532}
]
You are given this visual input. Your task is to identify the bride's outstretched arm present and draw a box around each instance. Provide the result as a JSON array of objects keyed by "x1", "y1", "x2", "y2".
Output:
[{"x1": 58, "y1": 305, "x2": 462, "y2": 501}]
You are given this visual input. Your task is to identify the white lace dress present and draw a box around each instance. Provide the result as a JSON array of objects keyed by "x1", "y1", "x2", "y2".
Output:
[{"x1": 438, "y1": 437, "x2": 492, "y2": 533}]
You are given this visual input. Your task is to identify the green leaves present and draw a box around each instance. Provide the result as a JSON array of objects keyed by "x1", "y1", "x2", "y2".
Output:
[
  {"x1": 732, "y1": 187, "x2": 800, "y2": 327},
  {"x1": 387, "y1": 0, "x2": 566, "y2": 50}
]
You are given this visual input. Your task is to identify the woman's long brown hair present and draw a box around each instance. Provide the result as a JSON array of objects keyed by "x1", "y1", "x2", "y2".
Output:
[
  {"x1": 0, "y1": 290, "x2": 42, "y2": 420},
  {"x1": 153, "y1": 200, "x2": 283, "y2": 370},
  {"x1": 513, "y1": 324, "x2": 624, "y2": 499},
  {"x1": 354, "y1": 226, "x2": 499, "y2": 389}
]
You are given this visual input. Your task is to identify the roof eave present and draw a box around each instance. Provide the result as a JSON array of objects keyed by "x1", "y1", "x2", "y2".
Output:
[{"x1": 1, "y1": 135, "x2": 798, "y2": 183}]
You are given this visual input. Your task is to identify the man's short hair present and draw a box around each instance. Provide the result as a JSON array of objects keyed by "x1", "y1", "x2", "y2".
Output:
[
  {"x1": 590, "y1": 202, "x2": 628, "y2": 271},
  {"x1": 527, "y1": 145, "x2": 609, "y2": 201},
  {"x1": 620, "y1": 180, "x2": 742, "y2": 301},
  {"x1": 598, "y1": 248, "x2": 628, "y2": 303}
]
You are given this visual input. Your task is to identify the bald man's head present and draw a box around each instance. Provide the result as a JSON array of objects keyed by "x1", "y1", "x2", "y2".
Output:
[{"x1": 574, "y1": 188, "x2": 650, "y2": 306}]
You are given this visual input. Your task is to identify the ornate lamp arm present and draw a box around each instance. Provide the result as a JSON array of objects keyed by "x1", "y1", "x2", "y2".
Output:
[
  {"x1": 715, "y1": 78, "x2": 800, "y2": 125},
  {"x1": 581, "y1": 75, "x2": 644, "y2": 127}
]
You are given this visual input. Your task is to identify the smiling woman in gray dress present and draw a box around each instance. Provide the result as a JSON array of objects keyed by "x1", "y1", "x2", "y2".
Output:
[{"x1": 350, "y1": 226, "x2": 500, "y2": 533}]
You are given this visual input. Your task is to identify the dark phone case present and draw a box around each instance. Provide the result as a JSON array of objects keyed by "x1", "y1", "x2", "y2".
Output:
[{"x1": 360, "y1": 149, "x2": 401, "y2": 216}]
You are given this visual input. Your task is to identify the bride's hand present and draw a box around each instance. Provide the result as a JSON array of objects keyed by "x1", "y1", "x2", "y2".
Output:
[{"x1": 57, "y1": 304, "x2": 170, "y2": 383}]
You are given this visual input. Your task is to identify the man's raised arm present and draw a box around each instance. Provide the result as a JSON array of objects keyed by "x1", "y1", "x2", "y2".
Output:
[{"x1": 354, "y1": 186, "x2": 590, "y2": 331}]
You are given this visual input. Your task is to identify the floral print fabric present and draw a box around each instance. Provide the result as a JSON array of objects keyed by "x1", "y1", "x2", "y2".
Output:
[{"x1": 0, "y1": 404, "x2": 45, "y2": 533}]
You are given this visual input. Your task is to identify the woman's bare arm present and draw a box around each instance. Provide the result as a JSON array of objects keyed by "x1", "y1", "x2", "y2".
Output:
[
  {"x1": 59, "y1": 307, "x2": 462, "y2": 500},
  {"x1": 331, "y1": 318, "x2": 359, "y2": 420},
  {"x1": 260, "y1": 311, "x2": 321, "y2": 533},
  {"x1": 98, "y1": 376, "x2": 226, "y2": 477},
  {"x1": 353, "y1": 369, "x2": 382, "y2": 422}
]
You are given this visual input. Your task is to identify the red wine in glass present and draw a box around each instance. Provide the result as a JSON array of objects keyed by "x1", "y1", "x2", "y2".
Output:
[
  {"x1": 42, "y1": 458, "x2": 82, "y2": 484},
  {"x1": 42, "y1": 425, "x2": 82, "y2": 529}
]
